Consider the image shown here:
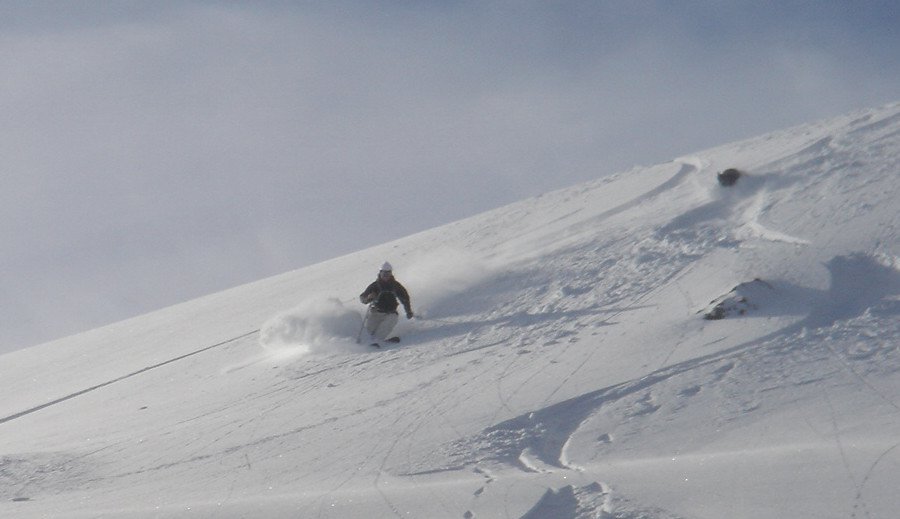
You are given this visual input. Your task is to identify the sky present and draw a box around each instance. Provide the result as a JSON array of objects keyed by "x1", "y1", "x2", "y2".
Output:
[{"x1": 2, "y1": 1, "x2": 899, "y2": 354}]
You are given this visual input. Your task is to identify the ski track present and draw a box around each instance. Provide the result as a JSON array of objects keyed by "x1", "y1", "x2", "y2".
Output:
[
  {"x1": 405, "y1": 159, "x2": 721, "y2": 483},
  {"x1": 0, "y1": 329, "x2": 260, "y2": 427},
  {"x1": 856, "y1": 441, "x2": 900, "y2": 519},
  {"x1": 441, "y1": 318, "x2": 863, "y2": 475},
  {"x1": 471, "y1": 157, "x2": 709, "y2": 427}
]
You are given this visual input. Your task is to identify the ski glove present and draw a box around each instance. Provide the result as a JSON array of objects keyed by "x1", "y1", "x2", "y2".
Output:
[{"x1": 406, "y1": 310, "x2": 414, "y2": 319}]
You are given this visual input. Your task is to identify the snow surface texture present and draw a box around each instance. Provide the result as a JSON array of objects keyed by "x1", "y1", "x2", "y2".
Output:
[{"x1": 1, "y1": 103, "x2": 899, "y2": 518}]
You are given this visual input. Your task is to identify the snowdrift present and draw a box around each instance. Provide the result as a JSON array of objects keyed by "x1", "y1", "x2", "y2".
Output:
[{"x1": 1, "y1": 102, "x2": 899, "y2": 518}]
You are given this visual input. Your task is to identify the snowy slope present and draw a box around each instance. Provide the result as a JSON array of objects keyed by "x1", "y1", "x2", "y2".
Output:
[{"x1": 1, "y1": 102, "x2": 899, "y2": 519}]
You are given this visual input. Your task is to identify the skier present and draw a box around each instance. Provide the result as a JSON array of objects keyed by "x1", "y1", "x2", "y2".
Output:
[{"x1": 359, "y1": 262, "x2": 414, "y2": 346}]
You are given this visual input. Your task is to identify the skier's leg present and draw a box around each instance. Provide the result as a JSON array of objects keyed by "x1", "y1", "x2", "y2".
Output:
[
  {"x1": 373, "y1": 313, "x2": 398, "y2": 341},
  {"x1": 366, "y1": 310, "x2": 387, "y2": 341}
]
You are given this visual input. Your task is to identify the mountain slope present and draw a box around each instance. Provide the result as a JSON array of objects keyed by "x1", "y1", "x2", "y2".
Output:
[{"x1": 1, "y1": 102, "x2": 899, "y2": 518}]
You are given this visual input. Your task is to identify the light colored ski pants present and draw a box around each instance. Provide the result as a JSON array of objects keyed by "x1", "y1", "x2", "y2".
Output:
[{"x1": 365, "y1": 308, "x2": 398, "y2": 341}]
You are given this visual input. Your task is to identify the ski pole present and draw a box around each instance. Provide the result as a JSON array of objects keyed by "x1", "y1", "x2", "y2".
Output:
[{"x1": 356, "y1": 306, "x2": 371, "y2": 344}]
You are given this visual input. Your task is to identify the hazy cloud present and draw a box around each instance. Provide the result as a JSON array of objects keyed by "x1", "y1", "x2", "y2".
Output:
[{"x1": 1, "y1": 2, "x2": 898, "y2": 352}]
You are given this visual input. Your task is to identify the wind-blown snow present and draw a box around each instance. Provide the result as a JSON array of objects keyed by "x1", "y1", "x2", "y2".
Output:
[{"x1": 1, "y1": 102, "x2": 899, "y2": 518}]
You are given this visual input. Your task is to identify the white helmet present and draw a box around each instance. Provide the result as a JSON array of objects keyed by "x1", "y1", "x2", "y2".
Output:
[{"x1": 380, "y1": 261, "x2": 393, "y2": 272}]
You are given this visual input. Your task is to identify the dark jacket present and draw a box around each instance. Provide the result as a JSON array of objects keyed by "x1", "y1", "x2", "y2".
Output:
[{"x1": 360, "y1": 277, "x2": 412, "y2": 315}]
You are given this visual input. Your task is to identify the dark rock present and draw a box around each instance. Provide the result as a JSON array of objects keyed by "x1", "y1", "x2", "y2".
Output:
[
  {"x1": 701, "y1": 279, "x2": 773, "y2": 320},
  {"x1": 717, "y1": 168, "x2": 741, "y2": 187}
]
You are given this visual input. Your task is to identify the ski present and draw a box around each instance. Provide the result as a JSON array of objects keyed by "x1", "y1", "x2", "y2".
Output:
[{"x1": 368, "y1": 337, "x2": 399, "y2": 349}]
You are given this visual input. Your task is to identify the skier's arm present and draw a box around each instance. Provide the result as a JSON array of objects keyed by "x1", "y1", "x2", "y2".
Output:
[
  {"x1": 396, "y1": 283, "x2": 413, "y2": 318},
  {"x1": 360, "y1": 283, "x2": 377, "y2": 304}
]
